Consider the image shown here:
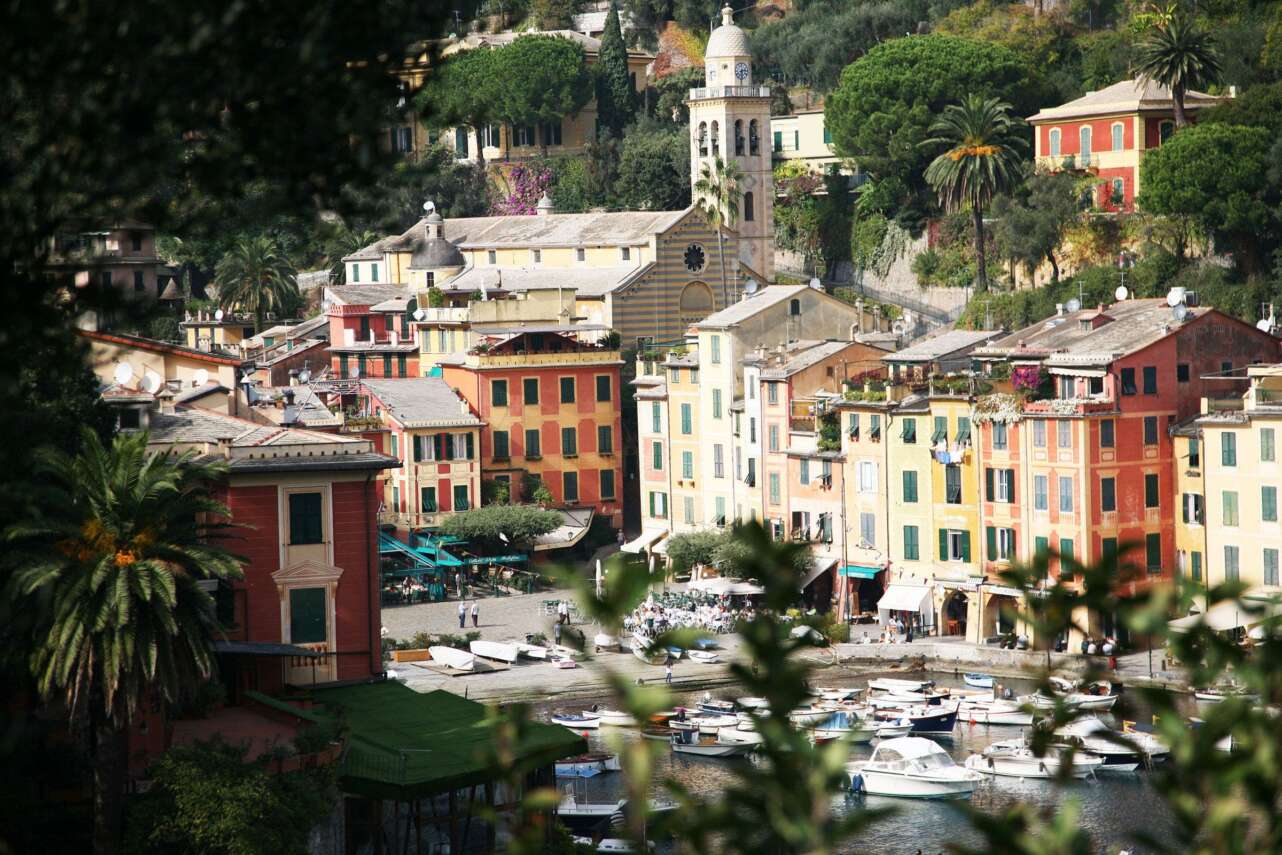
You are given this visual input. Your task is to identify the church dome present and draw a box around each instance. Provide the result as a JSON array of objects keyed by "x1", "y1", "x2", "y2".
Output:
[
  {"x1": 410, "y1": 231, "x2": 464, "y2": 270},
  {"x1": 705, "y1": 5, "x2": 750, "y2": 59}
]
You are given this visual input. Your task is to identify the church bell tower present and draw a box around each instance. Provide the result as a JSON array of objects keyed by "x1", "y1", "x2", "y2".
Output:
[{"x1": 688, "y1": 4, "x2": 774, "y2": 284}]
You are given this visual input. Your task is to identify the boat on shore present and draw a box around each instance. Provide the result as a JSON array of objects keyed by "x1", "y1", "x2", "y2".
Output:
[
  {"x1": 470, "y1": 639, "x2": 519, "y2": 664},
  {"x1": 689, "y1": 650, "x2": 720, "y2": 664},
  {"x1": 847, "y1": 737, "x2": 984, "y2": 799},
  {"x1": 963, "y1": 673, "x2": 994, "y2": 689},
  {"x1": 593, "y1": 633, "x2": 621, "y2": 652},
  {"x1": 428, "y1": 645, "x2": 474, "y2": 671},
  {"x1": 965, "y1": 739, "x2": 1104, "y2": 779},
  {"x1": 868, "y1": 677, "x2": 934, "y2": 693},
  {"x1": 630, "y1": 635, "x2": 668, "y2": 666}
]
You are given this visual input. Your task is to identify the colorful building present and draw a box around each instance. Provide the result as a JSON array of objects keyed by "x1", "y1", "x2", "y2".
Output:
[
  {"x1": 325, "y1": 283, "x2": 420, "y2": 380},
  {"x1": 47, "y1": 220, "x2": 176, "y2": 308},
  {"x1": 1028, "y1": 78, "x2": 1227, "y2": 212},
  {"x1": 82, "y1": 329, "x2": 245, "y2": 418}
]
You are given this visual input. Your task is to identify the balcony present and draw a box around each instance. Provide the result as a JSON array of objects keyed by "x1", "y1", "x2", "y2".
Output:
[
  {"x1": 471, "y1": 349, "x2": 617, "y2": 368},
  {"x1": 415, "y1": 307, "x2": 469, "y2": 324},
  {"x1": 688, "y1": 85, "x2": 772, "y2": 101}
]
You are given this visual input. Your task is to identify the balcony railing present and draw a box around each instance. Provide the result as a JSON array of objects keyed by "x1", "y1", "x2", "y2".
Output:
[{"x1": 688, "y1": 85, "x2": 772, "y2": 100}]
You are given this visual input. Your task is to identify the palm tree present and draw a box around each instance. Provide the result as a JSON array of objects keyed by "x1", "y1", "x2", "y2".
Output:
[
  {"x1": 922, "y1": 95, "x2": 1027, "y2": 292},
  {"x1": 1136, "y1": 9, "x2": 1221, "y2": 128},
  {"x1": 213, "y1": 236, "x2": 299, "y2": 332},
  {"x1": 6, "y1": 429, "x2": 244, "y2": 854},
  {"x1": 693, "y1": 156, "x2": 743, "y2": 307}
]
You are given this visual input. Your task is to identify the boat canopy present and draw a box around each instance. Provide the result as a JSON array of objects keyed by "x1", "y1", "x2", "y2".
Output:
[{"x1": 871, "y1": 736, "x2": 948, "y2": 761}]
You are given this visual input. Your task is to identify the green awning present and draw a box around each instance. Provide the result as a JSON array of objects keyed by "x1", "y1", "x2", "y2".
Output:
[
  {"x1": 840, "y1": 564, "x2": 881, "y2": 579},
  {"x1": 251, "y1": 682, "x2": 586, "y2": 800},
  {"x1": 955, "y1": 420, "x2": 972, "y2": 443},
  {"x1": 462, "y1": 554, "x2": 527, "y2": 565}
]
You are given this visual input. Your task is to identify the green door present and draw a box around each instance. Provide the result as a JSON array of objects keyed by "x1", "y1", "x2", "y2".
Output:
[{"x1": 289, "y1": 587, "x2": 327, "y2": 644}]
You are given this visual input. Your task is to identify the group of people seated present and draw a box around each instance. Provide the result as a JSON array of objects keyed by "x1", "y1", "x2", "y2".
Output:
[{"x1": 623, "y1": 591, "x2": 758, "y2": 637}]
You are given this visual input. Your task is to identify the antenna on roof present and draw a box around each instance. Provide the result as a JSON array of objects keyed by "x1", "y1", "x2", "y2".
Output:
[
  {"x1": 744, "y1": 278, "x2": 760, "y2": 296},
  {"x1": 1166, "y1": 286, "x2": 1186, "y2": 308},
  {"x1": 113, "y1": 362, "x2": 134, "y2": 386},
  {"x1": 413, "y1": 308, "x2": 426, "y2": 321},
  {"x1": 1173, "y1": 304, "x2": 1190, "y2": 323},
  {"x1": 809, "y1": 277, "x2": 822, "y2": 291},
  {"x1": 1115, "y1": 285, "x2": 1128, "y2": 302}
]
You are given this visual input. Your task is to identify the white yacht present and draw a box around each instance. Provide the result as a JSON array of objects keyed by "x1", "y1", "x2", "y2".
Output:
[
  {"x1": 966, "y1": 738, "x2": 1105, "y2": 779},
  {"x1": 847, "y1": 737, "x2": 984, "y2": 799},
  {"x1": 1056, "y1": 718, "x2": 1168, "y2": 771},
  {"x1": 959, "y1": 699, "x2": 1035, "y2": 726}
]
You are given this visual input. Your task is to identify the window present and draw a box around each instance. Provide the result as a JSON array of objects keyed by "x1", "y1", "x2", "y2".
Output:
[
  {"x1": 957, "y1": 417, "x2": 971, "y2": 444},
  {"x1": 1159, "y1": 120, "x2": 1174, "y2": 144},
  {"x1": 987, "y1": 468, "x2": 1014, "y2": 503},
  {"x1": 1034, "y1": 536, "x2": 1051, "y2": 559},
  {"x1": 133, "y1": 270, "x2": 145, "y2": 292},
  {"x1": 823, "y1": 123, "x2": 831, "y2": 144},
  {"x1": 988, "y1": 527, "x2": 1015, "y2": 562},
  {"x1": 1264, "y1": 486, "x2": 1278, "y2": 522},
  {"x1": 713, "y1": 444, "x2": 724, "y2": 478},
  {"x1": 651, "y1": 402, "x2": 661, "y2": 433},
  {"x1": 797, "y1": 459, "x2": 810, "y2": 486},
  {"x1": 288, "y1": 492, "x2": 324, "y2": 545},
  {"x1": 1057, "y1": 420, "x2": 1071, "y2": 449},
  {"x1": 769, "y1": 473, "x2": 780, "y2": 505},
  {"x1": 689, "y1": 368, "x2": 698, "y2": 384},
  {"x1": 454, "y1": 433, "x2": 474, "y2": 460},
  {"x1": 487, "y1": 250, "x2": 497, "y2": 265},
  {"x1": 1079, "y1": 125, "x2": 1092, "y2": 164},
  {"x1": 1146, "y1": 533, "x2": 1162, "y2": 573},
  {"x1": 742, "y1": 190, "x2": 755, "y2": 222},
  {"x1": 1145, "y1": 473, "x2": 1160, "y2": 508},
  {"x1": 859, "y1": 461, "x2": 878, "y2": 493},
  {"x1": 902, "y1": 418, "x2": 917, "y2": 444},
  {"x1": 371, "y1": 263, "x2": 380, "y2": 283},
  {"x1": 762, "y1": 424, "x2": 777, "y2": 453},
  {"x1": 767, "y1": 382, "x2": 778, "y2": 404},
  {"x1": 452, "y1": 484, "x2": 469, "y2": 511},
  {"x1": 651, "y1": 441, "x2": 663, "y2": 470},
  {"x1": 1100, "y1": 419, "x2": 1115, "y2": 448},
  {"x1": 597, "y1": 425, "x2": 613, "y2": 455},
  {"x1": 1223, "y1": 491, "x2": 1239, "y2": 526},
  {"x1": 1060, "y1": 537, "x2": 1075, "y2": 564},
  {"x1": 289, "y1": 588, "x2": 327, "y2": 644},
  {"x1": 421, "y1": 486, "x2": 437, "y2": 512},
  {"x1": 941, "y1": 529, "x2": 971, "y2": 562},
  {"x1": 870, "y1": 415, "x2": 881, "y2": 441},
  {"x1": 1101, "y1": 538, "x2": 1117, "y2": 561},
  {"x1": 398, "y1": 354, "x2": 407, "y2": 377},
  {"x1": 382, "y1": 354, "x2": 392, "y2": 377},
  {"x1": 526, "y1": 429, "x2": 542, "y2": 458},
  {"x1": 712, "y1": 388, "x2": 722, "y2": 419},
  {"x1": 789, "y1": 299, "x2": 801, "y2": 317},
  {"x1": 934, "y1": 463, "x2": 957, "y2": 504},
  {"x1": 493, "y1": 430, "x2": 510, "y2": 460},
  {"x1": 1048, "y1": 127, "x2": 1061, "y2": 157},
  {"x1": 561, "y1": 427, "x2": 577, "y2": 456},
  {"x1": 903, "y1": 470, "x2": 918, "y2": 503},
  {"x1": 1222, "y1": 433, "x2": 1237, "y2": 466},
  {"x1": 649, "y1": 492, "x2": 668, "y2": 518},
  {"x1": 491, "y1": 379, "x2": 508, "y2": 407},
  {"x1": 562, "y1": 472, "x2": 579, "y2": 504},
  {"x1": 1225, "y1": 545, "x2": 1240, "y2": 581},
  {"x1": 848, "y1": 414, "x2": 860, "y2": 439},
  {"x1": 1267, "y1": 549, "x2": 1281, "y2": 586},
  {"x1": 680, "y1": 403, "x2": 692, "y2": 435},
  {"x1": 1144, "y1": 416, "x2": 1158, "y2": 446},
  {"x1": 620, "y1": 247, "x2": 631, "y2": 262},
  {"x1": 542, "y1": 121, "x2": 563, "y2": 145},
  {"x1": 559, "y1": 377, "x2": 576, "y2": 403},
  {"x1": 1191, "y1": 551, "x2": 1202, "y2": 582},
  {"x1": 1111, "y1": 122, "x2": 1124, "y2": 151},
  {"x1": 683, "y1": 495, "x2": 695, "y2": 524},
  {"x1": 587, "y1": 375, "x2": 610, "y2": 405},
  {"x1": 531, "y1": 248, "x2": 542, "y2": 264},
  {"x1": 1111, "y1": 178, "x2": 1124, "y2": 204},
  {"x1": 1189, "y1": 438, "x2": 1201, "y2": 468},
  {"x1": 1101, "y1": 476, "x2": 1116, "y2": 512},
  {"x1": 904, "y1": 526, "x2": 920, "y2": 560},
  {"x1": 1183, "y1": 492, "x2": 1205, "y2": 525},
  {"x1": 1121, "y1": 368, "x2": 1137, "y2": 395},
  {"x1": 773, "y1": 129, "x2": 782, "y2": 151},
  {"x1": 1142, "y1": 366, "x2": 1157, "y2": 395},
  {"x1": 1033, "y1": 421, "x2": 1046, "y2": 448},
  {"x1": 710, "y1": 335, "x2": 721, "y2": 364},
  {"x1": 1263, "y1": 428, "x2": 1276, "y2": 462},
  {"x1": 993, "y1": 422, "x2": 1008, "y2": 450},
  {"x1": 1059, "y1": 475, "x2": 1074, "y2": 512},
  {"x1": 601, "y1": 469, "x2": 616, "y2": 500},
  {"x1": 734, "y1": 119, "x2": 744, "y2": 156},
  {"x1": 860, "y1": 513, "x2": 876, "y2": 548},
  {"x1": 1034, "y1": 475, "x2": 1049, "y2": 511},
  {"x1": 749, "y1": 417, "x2": 756, "y2": 443},
  {"x1": 681, "y1": 451, "x2": 693, "y2": 479}
]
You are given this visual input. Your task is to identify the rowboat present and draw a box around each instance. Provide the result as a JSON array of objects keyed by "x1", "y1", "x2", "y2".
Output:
[
  {"x1": 589, "y1": 708, "x2": 638, "y2": 727},
  {"x1": 551, "y1": 713, "x2": 601, "y2": 730},
  {"x1": 960, "y1": 700, "x2": 1034, "y2": 726},
  {"x1": 697, "y1": 698, "x2": 736, "y2": 715},
  {"x1": 737, "y1": 696, "x2": 769, "y2": 710},
  {"x1": 689, "y1": 650, "x2": 720, "y2": 664},
  {"x1": 630, "y1": 635, "x2": 667, "y2": 666},
  {"x1": 428, "y1": 645, "x2": 474, "y2": 671},
  {"x1": 670, "y1": 729, "x2": 755, "y2": 757},
  {"x1": 868, "y1": 677, "x2": 934, "y2": 693},
  {"x1": 966, "y1": 739, "x2": 1104, "y2": 779},
  {"x1": 963, "y1": 673, "x2": 995, "y2": 689},
  {"x1": 593, "y1": 633, "x2": 621, "y2": 652},
  {"x1": 469, "y1": 639, "x2": 519, "y2": 664}
]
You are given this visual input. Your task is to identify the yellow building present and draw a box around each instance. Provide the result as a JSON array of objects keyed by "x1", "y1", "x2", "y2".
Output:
[
  {"x1": 836, "y1": 395, "x2": 894, "y2": 619},
  {"x1": 770, "y1": 109, "x2": 840, "y2": 172},
  {"x1": 182, "y1": 310, "x2": 260, "y2": 355},
  {"x1": 1171, "y1": 423, "x2": 1206, "y2": 589},
  {"x1": 664, "y1": 349, "x2": 704, "y2": 534}
]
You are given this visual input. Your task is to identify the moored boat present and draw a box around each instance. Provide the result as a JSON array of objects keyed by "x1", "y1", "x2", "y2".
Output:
[
  {"x1": 959, "y1": 699, "x2": 1034, "y2": 726},
  {"x1": 965, "y1": 739, "x2": 1104, "y2": 779},
  {"x1": 868, "y1": 677, "x2": 934, "y2": 693},
  {"x1": 670, "y1": 729, "x2": 755, "y2": 757},
  {"x1": 697, "y1": 697, "x2": 736, "y2": 715},
  {"x1": 1057, "y1": 717, "x2": 1168, "y2": 770},
  {"x1": 875, "y1": 701, "x2": 959, "y2": 734},
  {"x1": 963, "y1": 673, "x2": 995, "y2": 689},
  {"x1": 737, "y1": 696, "x2": 769, "y2": 710},
  {"x1": 847, "y1": 737, "x2": 984, "y2": 799},
  {"x1": 556, "y1": 753, "x2": 623, "y2": 778},
  {"x1": 813, "y1": 710, "x2": 876, "y2": 744},
  {"x1": 586, "y1": 707, "x2": 638, "y2": 727},
  {"x1": 557, "y1": 793, "x2": 627, "y2": 833},
  {"x1": 552, "y1": 712, "x2": 601, "y2": 730}
]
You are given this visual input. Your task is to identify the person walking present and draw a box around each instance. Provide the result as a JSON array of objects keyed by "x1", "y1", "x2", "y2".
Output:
[
  {"x1": 458, "y1": 600, "x2": 467, "y2": 629},
  {"x1": 471, "y1": 601, "x2": 479, "y2": 628},
  {"x1": 455, "y1": 571, "x2": 463, "y2": 598},
  {"x1": 554, "y1": 620, "x2": 563, "y2": 647},
  {"x1": 665, "y1": 661, "x2": 673, "y2": 686},
  {"x1": 558, "y1": 600, "x2": 570, "y2": 625}
]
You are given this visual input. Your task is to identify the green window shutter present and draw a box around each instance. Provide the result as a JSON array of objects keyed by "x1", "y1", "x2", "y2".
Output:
[
  {"x1": 985, "y1": 468, "x2": 994, "y2": 501},
  {"x1": 1146, "y1": 533, "x2": 1161, "y2": 570},
  {"x1": 398, "y1": 354, "x2": 407, "y2": 376},
  {"x1": 466, "y1": 433, "x2": 475, "y2": 459},
  {"x1": 939, "y1": 528, "x2": 948, "y2": 561},
  {"x1": 681, "y1": 404, "x2": 692, "y2": 434},
  {"x1": 960, "y1": 531, "x2": 971, "y2": 562},
  {"x1": 412, "y1": 435, "x2": 423, "y2": 462},
  {"x1": 338, "y1": 354, "x2": 349, "y2": 377},
  {"x1": 649, "y1": 492, "x2": 655, "y2": 516},
  {"x1": 1035, "y1": 536, "x2": 1049, "y2": 557},
  {"x1": 903, "y1": 470, "x2": 917, "y2": 503},
  {"x1": 288, "y1": 493, "x2": 323, "y2": 545},
  {"x1": 289, "y1": 587, "x2": 327, "y2": 644},
  {"x1": 1145, "y1": 473, "x2": 1159, "y2": 507},
  {"x1": 986, "y1": 526, "x2": 997, "y2": 561},
  {"x1": 1004, "y1": 470, "x2": 1015, "y2": 503},
  {"x1": 932, "y1": 416, "x2": 947, "y2": 443},
  {"x1": 652, "y1": 442, "x2": 662, "y2": 470},
  {"x1": 1263, "y1": 486, "x2": 1278, "y2": 522},
  {"x1": 1060, "y1": 538, "x2": 1074, "y2": 561}
]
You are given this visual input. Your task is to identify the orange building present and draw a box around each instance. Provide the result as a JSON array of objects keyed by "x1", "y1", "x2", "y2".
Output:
[{"x1": 325, "y1": 284, "x2": 419, "y2": 379}]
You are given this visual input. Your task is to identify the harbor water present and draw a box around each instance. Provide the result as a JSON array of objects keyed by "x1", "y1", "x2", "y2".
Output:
[{"x1": 540, "y1": 670, "x2": 1180, "y2": 854}]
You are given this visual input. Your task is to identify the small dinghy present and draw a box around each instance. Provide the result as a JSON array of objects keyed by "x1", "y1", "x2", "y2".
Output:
[
  {"x1": 689, "y1": 650, "x2": 720, "y2": 664},
  {"x1": 960, "y1": 699, "x2": 1034, "y2": 726},
  {"x1": 697, "y1": 697, "x2": 736, "y2": 715},
  {"x1": 868, "y1": 677, "x2": 933, "y2": 693},
  {"x1": 512, "y1": 641, "x2": 549, "y2": 660},
  {"x1": 737, "y1": 696, "x2": 769, "y2": 710},
  {"x1": 690, "y1": 713, "x2": 738, "y2": 734},
  {"x1": 586, "y1": 708, "x2": 638, "y2": 727},
  {"x1": 593, "y1": 633, "x2": 621, "y2": 652},
  {"x1": 428, "y1": 646, "x2": 474, "y2": 671},
  {"x1": 963, "y1": 673, "x2": 994, "y2": 689},
  {"x1": 670, "y1": 729, "x2": 755, "y2": 758},
  {"x1": 552, "y1": 712, "x2": 601, "y2": 730},
  {"x1": 847, "y1": 737, "x2": 983, "y2": 799},
  {"x1": 630, "y1": 635, "x2": 667, "y2": 666},
  {"x1": 641, "y1": 724, "x2": 676, "y2": 741},
  {"x1": 556, "y1": 753, "x2": 623, "y2": 778},
  {"x1": 813, "y1": 710, "x2": 876, "y2": 744},
  {"x1": 875, "y1": 719, "x2": 914, "y2": 739}
]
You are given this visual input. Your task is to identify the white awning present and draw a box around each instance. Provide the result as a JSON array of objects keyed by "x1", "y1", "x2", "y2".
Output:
[
  {"x1": 799, "y1": 555, "x2": 839, "y2": 591},
  {"x1": 652, "y1": 536, "x2": 669, "y2": 555},
  {"x1": 1168, "y1": 596, "x2": 1282, "y2": 634},
  {"x1": 1049, "y1": 367, "x2": 1107, "y2": 378},
  {"x1": 620, "y1": 527, "x2": 667, "y2": 554},
  {"x1": 533, "y1": 508, "x2": 594, "y2": 551},
  {"x1": 984, "y1": 585, "x2": 1024, "y2": 599},
  {"x1": 877, "y1": 584, "x2": 931, "y2": 613}
]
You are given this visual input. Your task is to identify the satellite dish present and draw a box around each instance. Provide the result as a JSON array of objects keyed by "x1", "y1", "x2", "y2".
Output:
[
  {"x1": 413, "y1": 308, "x2": 426, "y2": 321},
  {"x1": 113, "y1": 362, "x2": 134, "y2": 386},
  {"x1": 299, "y1": 369, "x2": 311, "y2": 383},
  {"x1": 744, "y1": 278, "x2": 760, "y2": 295},
  {"x1": 1166, "y1": 287, "x2": 1186, "y2": 307},
  {"x1": 423, "y1": 200, "x2": 436, "y2": 214},
  {"x1": 1114, "y1": 285, "x2": 1128, "y2": 302},
  {"x1": 214, "y1": 308, "x2": 224, "y2": 321},
  {"x1": 140, "y1": 372, "x2": 161, "y2": 394},
  {"x1": 1065, "y1": 297, "x2": 1082, "y2": 313},
  {"x1": 1173, "y1": 304, "x2": 1190, "y2": 323},
  {"x1": 808, "y1": 277, "x2": 822, "y2": 291},
  {"x1": 1257, "y1": 318, "x2": 1272, "y2": 332},
  {"x1": 192, "y1": 368, "x2": 209, "y2": 387}
]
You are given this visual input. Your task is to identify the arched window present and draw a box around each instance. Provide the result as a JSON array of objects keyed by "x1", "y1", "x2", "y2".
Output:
[
  {"x1": 748, "y1": 119, "x2": 760, "y2": 156},
  {"x1": 1079, "y1": 126, "x2": 1092, "y2": 165},
  {"x1": 1048, "y1": 128, "x2": 1061, "y2": 157},
  {"x1": 679, "y1": 281, "x2": 715, "y2": 322},
  {"x1": 711, "y1": 121, "x2": 720, "y2": 156},
  {"x1": 734, "y1": 119, "x2": 744, "y2": 156},
  {"x1": 743, "y1": 191, "x2": 754, "y2": 222},
  {"x1": 1111, "y1": 122, "x2": 1124, "y2": 152},
  {"x1": 697, "y1": 122, "x2": 707, "y2": 157}
]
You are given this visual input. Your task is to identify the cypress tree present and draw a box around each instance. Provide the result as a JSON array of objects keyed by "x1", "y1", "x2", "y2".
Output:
[{"x1": 596, "y1": 3, "x2": 635, "y2": 139}]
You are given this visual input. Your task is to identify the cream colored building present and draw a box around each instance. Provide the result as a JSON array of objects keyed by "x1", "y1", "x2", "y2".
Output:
[
  {"x1": 81, "y1": 329, "x2": 244, "y2": 420},
  {"x1": 770, "y1": 109, "x2": 840, "y2": 172}
]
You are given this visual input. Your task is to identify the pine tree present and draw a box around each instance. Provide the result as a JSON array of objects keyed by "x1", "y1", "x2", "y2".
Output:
[{"x1": 596, "y1": 3, "x2": 635, "y2": 139}]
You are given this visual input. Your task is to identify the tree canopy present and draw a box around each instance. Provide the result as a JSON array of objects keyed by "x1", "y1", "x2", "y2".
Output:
[
  {"x1": 991, "y1": 169, "x2": 1085, "y2": 284},
  {"x1": 614, "y1": 119, "x2": 692, "y2": 211},
  {"x1": 438, "y1": 504, "x2": 563, "y2": 549},
  {"x1": 596, "y1": 4, "x2": 636, "y2": 138},
  {"x1": 496, "y1": 35, "x2": 593, "y2": 150},
  {"x1": 825, "y1": 34, "x2": 1046, "y2": 224},
  {"x1": 417, "y1": 47, "x2": 502, "y2": 160}
]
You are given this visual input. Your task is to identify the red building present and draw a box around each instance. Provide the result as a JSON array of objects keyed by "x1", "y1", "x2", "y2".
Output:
[
  {"x1": 441, "y1": 326, "x2": 624, "y2": 528},
  {"x1": 972, "y1": 298, "x2": 1280, "y2": 641},
  {"x1": 1029, "y1": 78, "x2": 1227, "y2": 212},
  {"x1": 326, "y1": 283, "x2": 419, "y2": 379}
]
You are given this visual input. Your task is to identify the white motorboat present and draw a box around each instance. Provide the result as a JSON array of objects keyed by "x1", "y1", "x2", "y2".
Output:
[
  {"x1": 738, "y1": 696, "x2": 770, "y2": 710},
  {"x1": 963, "y1": 673, "x2": 995, "y2": 689},
  {"x1": 813, "y1": 710, "x2": 876, "y2": 744},
  {"x1": 814, "y1": 686, "x2": 861, "y2": 701},
  {"x1": 428, "y1": 645, "x2": 474, "y2": 671},
  {"x1": 585, "y1": 707, "x2": 638, "y2": 727},
  {"x1": 556, "y1": 753, "x2": 623, "y2": 778},
  {"x1": 790, "y1": 706, "x2": 838, "y2": 726},
  {"x1": 689, "y1": 650, "x2": 720, "y2": 664},
  {"x1": 557, "y1": 793, "x2": 626, "y2": 833},
  {"x1": 469, "y1": 639, "x2": 519, "y2": 664},
  {"x1": 697, "y1": 697, "x2": 736, "y2": 715},
  {"x1": 874, "y1": 701, "x2": 960, "y2": 734},
  {"x1": 965, "y1": 739, "x2": 1104, "y2": 779},
  {"x1": 593, "y1": 633, "x2": 621, "y2": 652},
  {"x1": 868, "y1": 677, "x2": 934, "y2": 693},
  {"x1": 1195, "y1": 686, "x2": 1258, "y2": 703},
  {"x1": 670, "y1": 729, "x2": 755, "y2": 757},
  {"x1": 847, "y1": 737, "x2": 984, "y2": 799},
  {"x1": 716, "y1": 727, "x2": 764, "y2": 745},
  {"x1": 593, "y1": 839, "x2": 655, "y2": 853},
  {"x1": 1056, "y1": 718, "x2": 1168, "y2": 771},
  {"x1": 689, "y1": 713, "x2": 739, "y2": 734},
  {"x1": 551, "y1": 712, "x2": 601, "y2": 730},
  {"x1": 512, "y1": 641, "x2": 549, "y2": 660},
  {"x1": 875, "y1": 719, "x2": 915, "y2": 739},
  {"x1": 960, "y1": 699, "x2": 1034, "y2": 726},
  {"x1": 872, "y1": 687, "x2": 953, "y2": 706}
]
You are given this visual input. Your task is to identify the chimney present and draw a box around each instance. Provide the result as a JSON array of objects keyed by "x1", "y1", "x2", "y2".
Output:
[
  {"x1": 536, "y1": 192, "x2": 555, "y2": 216},
  {"x1": 289, "y1": 368, "x2": 299, "y2": 386},
  {"x1": 156, "y1": 388, "x2": 177, "y2": 414},
  {"x1": 1056, "y1": 303, "x2": 1064, "y2": 316},
  {"x1": 872, "y1": 305, "x2": 882, "y2": 329}
]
